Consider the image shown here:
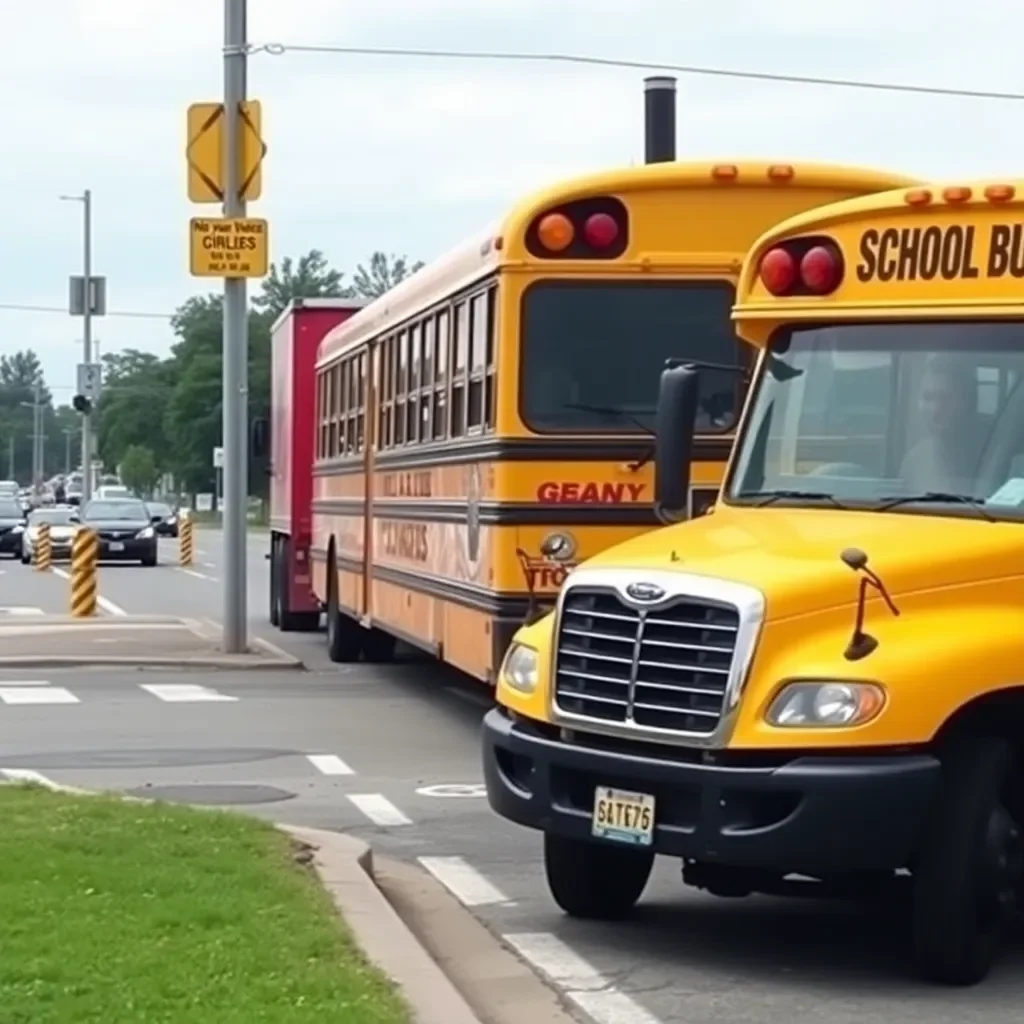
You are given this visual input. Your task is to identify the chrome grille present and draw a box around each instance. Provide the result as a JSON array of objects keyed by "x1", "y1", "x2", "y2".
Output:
[{"x1": 553, "y1": 586, "x2": 739, "y2": 735}]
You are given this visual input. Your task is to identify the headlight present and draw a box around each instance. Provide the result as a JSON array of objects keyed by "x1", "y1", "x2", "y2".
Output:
[
  {"x1": 11, "y1": 525, "x2": 23, "y2": 534},
  {"x1": 137, "y1": 526, "x2": 155, "y2": 539},
  {"x1": 766, "y1": 680, "x2": 885, "y2": 728},
  {"x1": 501, "y1": 643, "x2": 539, "y2": 695}
]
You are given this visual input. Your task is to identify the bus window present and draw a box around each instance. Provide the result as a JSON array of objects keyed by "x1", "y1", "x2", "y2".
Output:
[{"x1": 520, "y1": 280, "x2": 741, "y2": 433}]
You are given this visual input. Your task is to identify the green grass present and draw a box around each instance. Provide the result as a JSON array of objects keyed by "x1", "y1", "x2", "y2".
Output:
[{"x1": 0, "y1": 785, "x2": 410, "y2": 1024}]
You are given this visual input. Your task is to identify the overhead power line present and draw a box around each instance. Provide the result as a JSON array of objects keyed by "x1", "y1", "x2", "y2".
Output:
[
  {"x1": 0, "y1": 302, "x2": 172, "y2": 320},
  {"x1": 244, "y1": 42, "x2": 1024, "y2": 103}
]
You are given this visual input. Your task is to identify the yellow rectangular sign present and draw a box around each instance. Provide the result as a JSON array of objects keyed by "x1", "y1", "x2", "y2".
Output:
[
  {"x1": 189, "y1": 217, "x2": 269, "y2": 279},
  {"x1": 186, "y1": 100, "x2": 265, "y2": 203}
]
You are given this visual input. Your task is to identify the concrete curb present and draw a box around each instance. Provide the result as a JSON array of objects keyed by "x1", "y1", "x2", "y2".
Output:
[{"x1": 282, "y1": 825, "x2": 483, "y2": 1024}]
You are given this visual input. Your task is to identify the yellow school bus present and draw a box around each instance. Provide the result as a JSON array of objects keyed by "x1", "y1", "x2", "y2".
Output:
[
  {"x1": 311, "y1": 161, "x2": 919, "y2": 682},
  {"x1": 482, "y1": 177, "x2": 1024, "y2": 985}
]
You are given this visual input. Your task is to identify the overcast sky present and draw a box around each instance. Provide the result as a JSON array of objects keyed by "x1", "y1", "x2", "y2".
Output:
[{"x1": 1, "y1": 0, "x2": 1020, "y2": 404}]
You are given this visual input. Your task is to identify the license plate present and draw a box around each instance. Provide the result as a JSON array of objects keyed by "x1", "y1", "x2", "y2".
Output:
[
  {"x1": 591, "y1": 786, "x2": 655, "y2": 846},
  {"x1": 108, "y1": 542, "x2": 124, "y2": 552}
]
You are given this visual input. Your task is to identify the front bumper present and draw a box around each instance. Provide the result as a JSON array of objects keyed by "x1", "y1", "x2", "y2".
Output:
[
  {"x1": 24, "y1": 537, "x2": 74, "y2": 559},
  {"x1": 96, "y1": 537, "x2": 156, "y2": 560},
  {"x1": 483, "y1": 708, "x2": 940, "y2": 875}
]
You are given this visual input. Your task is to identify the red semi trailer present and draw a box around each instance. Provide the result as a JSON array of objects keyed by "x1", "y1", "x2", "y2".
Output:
[{"x1": 267, "y1": 298, "x2": 366, "y2": 631}]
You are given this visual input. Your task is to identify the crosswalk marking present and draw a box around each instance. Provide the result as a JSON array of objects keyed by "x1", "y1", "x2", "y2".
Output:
[
  {"x1": 346, "y1": 793, "x2": 412, "y2": 827},
  {"x1": 418, "y1": 856, "x2": 511, "y2": 906},
  {"x1": 139, "y1": 684, "x2": 237, "y2": 703},
  {"x1": 0, "y1": 606, "x2": 44, "y2": 616},
  {"x1": 0, "y1": 686, "x2": 79, "y2": 704}
]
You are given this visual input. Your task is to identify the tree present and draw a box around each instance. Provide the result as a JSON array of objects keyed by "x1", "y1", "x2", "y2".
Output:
[
  {"x1": 95, "y1": 350, "x2": 173, "y2": 474},
  {"x1": 119, "y1": 444, "x2": 159, "y2": 496},
  {"x1": 350, "y1": 251, "x2": 424, "y2": 299},
  {"x1": 0, "y1": 350, "x2": 51, "y2": 485},
  {"x1": 253, "y1": 249, "x2": 347, "y2": 319}
]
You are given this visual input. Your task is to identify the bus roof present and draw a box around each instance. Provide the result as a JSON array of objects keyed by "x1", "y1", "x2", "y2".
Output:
[
  {"x1": 733, "y1": 176, "x2": 1024, "y2": 344},
  {"x1": 318, "y1": 160, "x2": 920, "y2": 367}
]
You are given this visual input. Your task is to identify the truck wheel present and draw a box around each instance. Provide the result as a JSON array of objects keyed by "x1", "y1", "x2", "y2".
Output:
[
  {"x1": 912, "y1": 735, "x2": 1023, "y2": 985},
  {"x1": 362, "y1": 627, "x2": 396, "y2": 663},
  {"x1": 544, "y1": 833, "x2": 653, "y2": 919},
  {"x1": 269, "y1": 536, "x2": 280, "y2": 627},
  {"x1": 325, "y1": 561, "x2": 362, "y2": 663}
]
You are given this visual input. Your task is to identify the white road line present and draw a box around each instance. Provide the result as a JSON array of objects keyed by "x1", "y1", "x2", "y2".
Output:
[
  {"x1": 0, "y1": 686, "x2": 79, "y2": 704},
  {"x1": 347, "y1": 793, "x2": 412, "y2": 827},
  {"x1": 177, "y1": 568, "x2": 217, "y2": 581},
  {"x1": 306, "y1": 754, "x2": 355, "y2": 776},
  {"x1": 504, "y1": 933, "x2": 662, "y2": 1024},
  {"x1": 418, "y1": 856, "x2": 511, "y2": 906},
  {"x1": 0, "y1": 680, "x2": 51, "y2": 686},
  {"x1": 51, "y1": 568, "x2": 128, "y2": 616},
  {"x1": 0, "y1": 606, "x2": 44, "y2": 616},
  {"x1": 139, "y1": 683, "x2": 237, "y2": 703}
]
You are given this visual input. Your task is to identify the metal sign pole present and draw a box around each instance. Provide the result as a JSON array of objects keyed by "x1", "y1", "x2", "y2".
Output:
[
  {"x1": 81, "y1": 189, "x2": 93, "y2": 504},
  {"x1": 221, "y1": 0, "x2": 248, "y2": 653}
]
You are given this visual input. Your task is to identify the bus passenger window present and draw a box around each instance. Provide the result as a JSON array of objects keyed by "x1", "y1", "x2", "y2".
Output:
[
  {"x1": 452, "y1": 302, "x2": 469, "y2": 437},
  {"x1": 468, "y1": 292, "x2": 488, "y2": 430},
  {"x1": 434, "y1": 311, "x2": 449, "y2": 439},
  {"x1": 408, "y1": 323, "x2": 422, "y2": 443},
  {"x1": 421, "y1": 318, "x2": 436, "y2": 440}
]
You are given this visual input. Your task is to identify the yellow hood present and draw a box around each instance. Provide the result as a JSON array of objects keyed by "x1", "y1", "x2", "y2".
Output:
[{"x1": 585, "y1": 504, "x2": 1024, "y2": 622}]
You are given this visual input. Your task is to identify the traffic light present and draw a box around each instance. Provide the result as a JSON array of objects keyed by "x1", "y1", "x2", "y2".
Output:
[{"x1": 72, "y1": 394, "x2": 92, "y2": 414}]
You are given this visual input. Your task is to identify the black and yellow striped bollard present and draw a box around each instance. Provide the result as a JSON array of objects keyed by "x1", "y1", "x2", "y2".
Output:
[
  {"x1": 34, "y1": 521, "x2": 51, "y2": 571},
  {"x1": 179, "y1": 515, "x2": 194, "y2": 567},
  {"x1": 70, "y1": 527, "x2": 99, "y2": 618}
]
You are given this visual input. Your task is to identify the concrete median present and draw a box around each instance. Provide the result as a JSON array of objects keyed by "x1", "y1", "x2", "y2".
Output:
[{"x1": 0, "y1": 615, "x2": 302, "y2": 670}]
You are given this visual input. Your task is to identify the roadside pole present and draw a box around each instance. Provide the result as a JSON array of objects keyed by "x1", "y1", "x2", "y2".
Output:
[
  {"x1": 81, "y1": 189, "x2": 93, "y2": 503},
  {"x1": 222, "y1": 0, "x2": 248, "y2": 653},
  {"x1": 185, "y1": 0, "x2": 268, "y2": 654}
]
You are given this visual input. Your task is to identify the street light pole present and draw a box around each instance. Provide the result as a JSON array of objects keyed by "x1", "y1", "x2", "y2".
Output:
[
  {"x1": 61, "y1": 189, "x2": 94, "y2": 502},
  {"x1": 222, "y1": 0, "x2": 249, "y2": 653}
]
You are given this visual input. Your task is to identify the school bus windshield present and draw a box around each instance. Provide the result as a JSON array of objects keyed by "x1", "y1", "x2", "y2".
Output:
[
  {"x1": 727, "y1": 320, "x2": 1024, "y2": 519},
  {"x1": 520, "y1": 279, "x2": 743, "y2": 433}
]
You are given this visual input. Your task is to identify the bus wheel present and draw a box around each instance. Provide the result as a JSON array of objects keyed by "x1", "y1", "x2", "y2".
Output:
[
  {"x1": 362, "y1": 627, "x2": 396, "y2": 663},
  {"x1": 543, "y1": 832, "x2": 653, "y2": 920},
  {"x1": 325, "y1": 560, "x2": 362, "y2": 663},
  {"x1": 912, "y1": 735, "x2": 1023, "y2": 985}
]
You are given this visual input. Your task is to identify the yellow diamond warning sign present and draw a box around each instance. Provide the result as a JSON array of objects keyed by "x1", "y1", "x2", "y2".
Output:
[
  {"x1": 189, "y1": 217, "x2": 269, "y2": 279},
  {"x1": 186, "y1": 100, "x2": 266, "y2": 204}
]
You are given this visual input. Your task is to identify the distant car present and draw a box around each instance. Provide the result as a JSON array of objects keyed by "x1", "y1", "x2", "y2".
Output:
[
  {"x1": 95, "y1": 485, "x2": 133, "y2": 500},
  {"x1": 20, "y1": 506, "x2": 78, "y2": 564},
  {"x1": 79, "y1": 498, "x2": 159, "y2": 566},
  {"x1": 0, "y1": 497, "x2": 26, "y2": 559},
  {"x1": 145, "y1": 501, "x2": 179, "y2": 538}
]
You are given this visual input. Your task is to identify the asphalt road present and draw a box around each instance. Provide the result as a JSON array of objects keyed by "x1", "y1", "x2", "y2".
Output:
[{"x1": 2, "y1": 528, "x2": 1022, "y2": 1024}]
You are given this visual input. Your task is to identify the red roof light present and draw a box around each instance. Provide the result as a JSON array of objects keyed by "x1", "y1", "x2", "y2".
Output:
[
  {"x1": 759, "y1": 247, "x2": 797, "y2": 295},
  {"x1": 800, "y1": 245, "x2": 842, "y2": 294},
  {"x1": 583, "y1": 212, "x2": 619, "y2": 248}
]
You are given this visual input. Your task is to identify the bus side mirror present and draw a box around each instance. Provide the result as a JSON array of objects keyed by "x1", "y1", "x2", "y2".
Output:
[
  {"x1": 250, "y1": 418, "x2": 269, "y2": 460},
  {"x1": 654, "y1": 363, "x2": 699, "y2": 525}
]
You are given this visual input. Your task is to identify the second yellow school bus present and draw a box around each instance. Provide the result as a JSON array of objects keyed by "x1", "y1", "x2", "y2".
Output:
[{"x1": 310, "y1": 161, "x2": 918, "y2": 682}]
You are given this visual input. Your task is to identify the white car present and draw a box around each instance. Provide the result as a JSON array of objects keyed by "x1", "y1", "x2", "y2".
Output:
[
  {"x1": 95, "y1": 485, "x2": 133, "y2": 500},
  {"x1": 21, "y1": 506, "x2": 79, "y2": 564}
]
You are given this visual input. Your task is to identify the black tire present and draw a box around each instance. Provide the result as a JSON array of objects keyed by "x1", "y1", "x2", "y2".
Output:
[
  {"x1": 544, "y1": 832, "x2": 654, "y2": 919},
  {"x1": 362, "y1": 627, "x2": 396, "y2": 663},
  {"x1": 141, "y1": 548, "x2": 158, "y2": 567},
  {"x1": 325, "y1": 552, "x2": 362, "y2": 663},
  {"x1": 20, "y1": 553, "x2": 29, "y2": 565},
  {"x1": 912, "y1": 735, "x2": 1024, "y2": 985},
  {"x1": 269, "y1": 535, "x2": 280, "y2": 627}
]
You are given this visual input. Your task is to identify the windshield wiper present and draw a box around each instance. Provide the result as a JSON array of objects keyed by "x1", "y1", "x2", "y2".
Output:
[
  {"x1": 563, "y1": 403, "x2": 655, "y2": 472},
  {"x1": 562, "y1": 402, "x2": 653, "y2": 435},
  {"x1": 877, "y1": 491, "x2": 995, "y2": 522},
  {"x1": 740, "y1": 489, "x2": 850, "y2": 509}
]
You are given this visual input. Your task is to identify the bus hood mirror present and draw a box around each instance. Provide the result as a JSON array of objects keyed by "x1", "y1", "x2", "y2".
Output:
[{"x1": 654, "y1": 363, "x2": 699, "y2": 525}]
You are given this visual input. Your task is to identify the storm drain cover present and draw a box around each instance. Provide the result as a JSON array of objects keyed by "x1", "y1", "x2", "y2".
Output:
[{"x1": 125, "y1": 784, "x2": 295, "y2": 806}]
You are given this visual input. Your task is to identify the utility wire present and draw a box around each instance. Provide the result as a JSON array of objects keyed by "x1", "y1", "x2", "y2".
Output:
[
  {"x1": 244, "y1": 41, "x2": 1024, "y2": 103},
  {"x1": 0, "y1": 302, "x2": 172, "y2": 320}
]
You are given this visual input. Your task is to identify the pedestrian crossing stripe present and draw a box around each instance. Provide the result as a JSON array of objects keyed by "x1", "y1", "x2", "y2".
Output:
[
  {"x1": 0, "y1": 607, "x2": 44, "y2": 616},
  {"x1": 0, "y1": 682, "x2": 238, "y2": 704}
]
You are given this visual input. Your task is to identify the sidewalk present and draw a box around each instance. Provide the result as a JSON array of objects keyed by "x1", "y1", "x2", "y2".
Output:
[{"x1": 0, "y1": 615, "x2": 301, "y2": 669}]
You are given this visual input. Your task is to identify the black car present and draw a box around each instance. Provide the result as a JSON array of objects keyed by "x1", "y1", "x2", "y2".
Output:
[
  {"x1": 145, "y1": 501, "x2": 179, "y2": 538},
  {"x1": 0, "y1": 498, "x2": 26, "y2": 558},
  {"x1": 78, "y1": 499, "x2": 160, "y2": 566}
]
